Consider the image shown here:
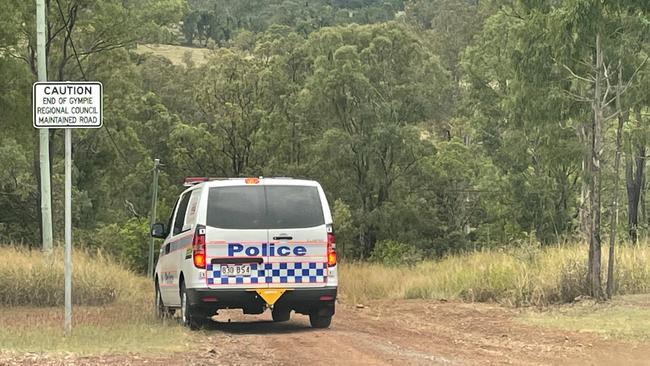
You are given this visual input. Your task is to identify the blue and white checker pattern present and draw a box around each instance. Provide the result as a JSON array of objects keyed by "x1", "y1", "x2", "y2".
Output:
[{"x1": 206, "y1": 262, "x2": 327, "y2": 285}]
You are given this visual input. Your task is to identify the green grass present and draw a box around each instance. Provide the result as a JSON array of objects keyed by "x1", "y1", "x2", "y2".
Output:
[
  {"x1": 520, "y1": 294, "x2": 650, "y2": 341},
  {"x1": 339, "y1": 244, "x2": 650, "y2": 306},
  {"x1": 0, "y1": 297, "x2": 193, "y2": 354},
  {"x1": 0, "y1": 311, "x2": 189, "y2": 354},
  {"x1": 0, "y1": 245, "x2": 191, "y2": 354}
]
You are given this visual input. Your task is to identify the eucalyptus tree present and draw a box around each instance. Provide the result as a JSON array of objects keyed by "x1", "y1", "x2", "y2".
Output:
[
  {"x1": 301, "y1": 22, "x2": 452, "y2": 256},
  {"x1": 549, "y1": 0, "x2": 650, "y2": 299},
  {"x1": 463, "y1": 4, "x2": 584, "y2": 245},
  {"x1": 0, "y1": 0, "x2": 184, "y2": 244},
  {"x1": 464, "y1": 0, "x2": 650, "y2": 299},
  {"x1": 192, "y1": 49, "x2": 271, "y2": 177}
]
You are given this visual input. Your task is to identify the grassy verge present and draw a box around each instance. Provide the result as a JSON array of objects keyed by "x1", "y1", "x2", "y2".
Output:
[
  {"x1": 339, "y1": 244, "x2": 650, "y2": 306},
  {"x1": 519, "y1": 294, "x2": 650, "y2": 341},
  {"x1": 0, "y1": 305, "x2": 190, "y2": 354},
  {"x1": 0, "y1": 245, "x2": 191, "y2": 354},
  {"x1": 3, "y1": 242, "x2": 649, "y2": 352}
]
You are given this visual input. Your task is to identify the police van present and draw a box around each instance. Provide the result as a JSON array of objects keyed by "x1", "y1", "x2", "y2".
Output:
[{"x1": 151, "y1": 177, "x2": 337, "y2": 329}]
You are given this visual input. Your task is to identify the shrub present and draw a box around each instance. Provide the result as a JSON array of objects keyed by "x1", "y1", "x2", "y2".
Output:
[
  {"x1": 370, "y1": 239, "x2": 422, "y2": 266},
  {"x1": 332, "y1": 199, "x2": 357, "y2": 259},
  {"x1": 81, "y1": 218, "x2": 151, "y2": 274}
]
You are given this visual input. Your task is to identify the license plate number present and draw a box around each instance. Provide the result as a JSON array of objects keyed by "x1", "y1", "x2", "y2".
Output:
[{"x1": 220, "y1": 264, "x2": 251, "y2": 277}]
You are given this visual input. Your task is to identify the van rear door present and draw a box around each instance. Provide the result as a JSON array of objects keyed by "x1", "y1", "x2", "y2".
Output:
[
  {"x1": 204, "y1": 185, "x2": 269, "y2": 289},
  {"x1": 264, "y1": 184, "x2": 328, "y2": 289}
]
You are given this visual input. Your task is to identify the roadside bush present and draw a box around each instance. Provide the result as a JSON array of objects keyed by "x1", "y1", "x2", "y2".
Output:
[
  {"x1": 332, "y1": 199, "x2": 356, "y2": 259},
  {"x1": 370, "y1": 239, "x2": 422, "y2": 266},
  {"x1": 0, "y1": 245, "x2": 151, "y2": 307},
  {"x1": 80, "y1": 218, "x2": 151, "y2": 274}
]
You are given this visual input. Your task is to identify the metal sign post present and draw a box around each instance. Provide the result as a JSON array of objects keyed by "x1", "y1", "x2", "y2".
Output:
[
  {"x1": 33, "y1": 81, "x2": 103, "y2": 337},
  {"x1": 64, "y1": 128, "x2": 72, "y2": 335},
  {"x1": 148, "y1": 159, "x2": 161, "y2": 278}
]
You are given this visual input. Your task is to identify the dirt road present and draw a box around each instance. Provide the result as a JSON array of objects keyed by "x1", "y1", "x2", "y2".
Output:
[{"x1": 2, "y1": 300, "x2": 649, "y2": 366}]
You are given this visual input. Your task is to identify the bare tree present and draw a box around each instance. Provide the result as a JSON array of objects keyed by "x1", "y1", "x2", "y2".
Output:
[{"x1": 563, "y1": 34, "x2": 647, "y2": 300}]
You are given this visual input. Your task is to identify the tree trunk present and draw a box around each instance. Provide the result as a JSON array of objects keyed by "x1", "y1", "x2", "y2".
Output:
[
  {"x1": 579, "y1": 125, "x2": 590, "y2": 243},
  {"x1": 585, "y1": 123, "x2": 594, "y2": 286},
  {"x1": 626, "y1": 108, "x2": 646, "y2": 244},
  {"x1": 607, "y1": 63, "x2": 627, "y2": 299},
  {"x1": 588, "y1": 33, "x2": 603, "y2": 300}
]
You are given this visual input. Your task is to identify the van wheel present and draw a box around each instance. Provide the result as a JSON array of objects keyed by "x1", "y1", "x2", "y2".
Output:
[
  {"x1": 155, "y1": 282, "x2": 164, "y2": 319},
  {"x1": 272, "y1": 307, "x2": 291, "y2": 322},
  {"x1": 309, "y1": 313, "x2": 332, "y2": 329},
  {"x1": 155, "y1": 281, "x2": 173, "y2": 319},
  {"x1": 180, "y1": 281, "x2": 205, "y2": 330}
]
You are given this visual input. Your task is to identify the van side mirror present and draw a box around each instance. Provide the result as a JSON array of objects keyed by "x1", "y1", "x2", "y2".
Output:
[{"x1": 151, "y1": 223, "x2": 167, "y2": 239}]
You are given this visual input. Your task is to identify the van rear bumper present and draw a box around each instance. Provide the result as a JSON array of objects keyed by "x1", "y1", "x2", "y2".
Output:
[{"x1": 186, "y1": 287, "x2": 337, "y2": 316}]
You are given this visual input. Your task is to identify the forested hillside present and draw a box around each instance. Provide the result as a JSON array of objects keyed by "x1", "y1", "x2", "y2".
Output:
[{"x1": 1, "y1": 0, "x2": 649, "y2": 276}]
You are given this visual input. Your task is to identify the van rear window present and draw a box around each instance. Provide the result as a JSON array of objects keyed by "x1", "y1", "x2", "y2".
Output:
[
  {"x1": 206, "y1": 185, "x2": 325, "y2": 229},
  {"x1": 266, "y1": 186, "x2": 325, "y2": 228},
  {"x1": 207, "y1": 186, "x2": 266, "y2": 230}
]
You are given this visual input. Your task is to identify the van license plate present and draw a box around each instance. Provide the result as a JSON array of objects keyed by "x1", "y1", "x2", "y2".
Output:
[{"x1": 221, "y1": 264, "x2": 251, "y2": 277}]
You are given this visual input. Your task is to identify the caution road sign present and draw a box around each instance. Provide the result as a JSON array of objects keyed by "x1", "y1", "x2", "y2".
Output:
[
  {"x1": 32, "y1": 80, "x2": 103, "y2": 336},
  {"x1": 33, "y1": 81, "x2": 103, "y2": 129}
]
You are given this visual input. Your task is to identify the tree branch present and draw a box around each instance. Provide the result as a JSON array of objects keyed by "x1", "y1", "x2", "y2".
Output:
[
  {"x1": 563, "y1": 89, "x2": 592, "y2": 103},
  {"x1": 561, "y1": 62, "x2": 595, "y2": 84}
]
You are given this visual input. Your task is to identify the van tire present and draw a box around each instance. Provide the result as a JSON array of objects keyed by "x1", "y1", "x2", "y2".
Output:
[
  {"x1": 309, "y1": 313, "x2": 332, "y2": 328},
  {"x1": 180, "y1": 281, "x2": 206, "y2": 330},
  {"x1": 271, "y1": 307, "x2": 291, "y2": 322},
  {"x1": 155, "y1": 280, "x2": 169, "y2": 320}
]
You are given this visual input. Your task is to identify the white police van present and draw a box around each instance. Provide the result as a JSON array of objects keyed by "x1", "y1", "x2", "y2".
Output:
[{"x1": 151, "y1": 177, "x2": 338, "y2": 329}]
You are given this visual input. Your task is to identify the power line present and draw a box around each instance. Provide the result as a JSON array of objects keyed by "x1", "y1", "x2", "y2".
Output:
[
  {"x1": 103, "y1": 125, "x2": 133, "y2": 166},
  {"x1": 51, "y1": 1, "x2": 141, "y2": 172},
  {"x1": 54, "y1": 0, "x2": 86, "y2": 81}
]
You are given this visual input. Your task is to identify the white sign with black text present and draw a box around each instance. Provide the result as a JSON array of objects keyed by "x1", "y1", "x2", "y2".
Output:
[{"x1": 33, "y1": 81, "x2": 103, "y2": 128}]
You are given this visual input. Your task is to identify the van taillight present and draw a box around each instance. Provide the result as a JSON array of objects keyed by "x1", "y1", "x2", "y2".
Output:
[
  {"x1": 193, "y1": 225, "x2": 206, "y2": 269},
  {"x1": 327, "y1": 226, "x2": 336, "y2": 267}
]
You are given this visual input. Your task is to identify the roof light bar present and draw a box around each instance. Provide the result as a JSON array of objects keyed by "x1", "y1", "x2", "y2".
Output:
[
  {"x1": 183, "y1": 177, "x2": 266, "y2": 187},
  {"x1": 183, "y1": 177, "x2": 209, "y2": 186}
]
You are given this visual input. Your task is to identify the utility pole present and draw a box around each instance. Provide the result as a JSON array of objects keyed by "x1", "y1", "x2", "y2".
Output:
[
  {"x1": 148, "y1": 159, "x2": 161, "y2": 278},
  {"x1": 36, "y1": 0, "x2": 53, "y2": 253},
  {"x1": 64, "y1": 128, "x2": 72, "y2": 336}
]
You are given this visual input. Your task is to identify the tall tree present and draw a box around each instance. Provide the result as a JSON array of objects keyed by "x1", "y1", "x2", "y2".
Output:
[
  {"x1": 193, "y1": 49, "x2": 270, "y2": 176},
  {"x1": 463, "y1": 4, "x2": 584, "y2": 245},
  {"x1": 608, "y1": 62, "x2": 626, "y2": 298},
  {"x1": 303, "y1": 23, "x2": 451, "y2": 256},
  {"x1": 541, "y1": 0, "x2": 650, "y2": 298}
]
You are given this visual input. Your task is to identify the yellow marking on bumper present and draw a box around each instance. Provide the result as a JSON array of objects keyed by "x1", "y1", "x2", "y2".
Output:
[{"x1": 255, "y1": 289, "x2": 286, "y2": 305}]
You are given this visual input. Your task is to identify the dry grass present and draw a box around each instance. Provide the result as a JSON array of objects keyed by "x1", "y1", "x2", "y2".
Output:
[
  {"x1": 3, "y1": 242, "x2": 649, "y2": 353},
  {"x1": 0, "y1": 246, "x2": 149, "y2": 306},
  {"x1": 134, "y1": 44, "x2": 212, "y2": 65},
  {"x1": 340, "y1": 244, "x2": 650, "y2": 306},
  {"x1": 0, "y1": 245, "x2": 190, "y2": 354}
]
